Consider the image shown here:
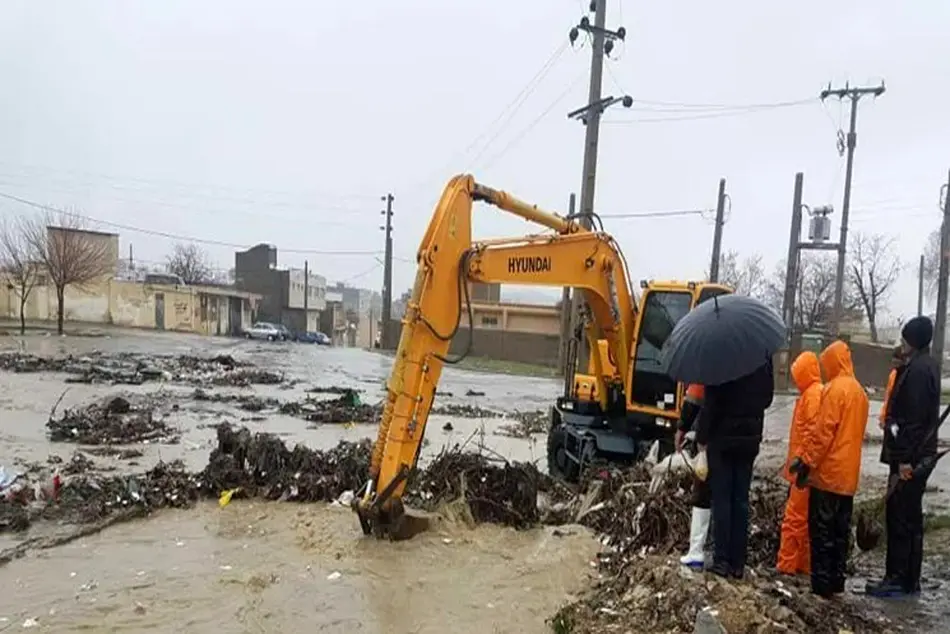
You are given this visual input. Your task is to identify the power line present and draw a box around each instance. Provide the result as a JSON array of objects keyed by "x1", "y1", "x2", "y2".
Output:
[
  {"x1": 0, "y1": 159, "x2": 378, "y2": 204},
  {"x1": 603, "y1": 99, "x2": 816, "y2": 124},
  {"x1": 477, "y1": 73, "x2": 585, "y2": 171},
  {"x1": 401, "y1": 39, "x2": 570, "y2": 193},
  {"x1": 0, "y1": 190, "x2": 383, "y2": 256},
  {"x1": 599, "y1": 208, "x2": 709, "y2": 219}
]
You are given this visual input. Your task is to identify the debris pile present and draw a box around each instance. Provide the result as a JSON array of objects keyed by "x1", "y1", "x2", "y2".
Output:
[
  {"x1": 405, "y1": 447, "x2": 541, "y2": 529},
  {"x1": 284, "y1": 391, "x2": 379, "y2": 424},
  {"x1": 192, "y1": 388, "x2": 279, "y2": 412},
  {"x1": 201, "y1": 424, "x2": 371, "y2": 501},
  {"x1": 549, "y1": 555, "x2": 893, "y2": 634},
  {"x1": 547, "y1": 465, "x2": 892, "y2": 633},
  {"x1": 47, "y1": 395, "x2": 180, "y2": 445},
  {"x1": 496, "y1": 409, "x2": 548, "y2": 438},
  {"x1": 431, "y1": 403, "x2": 501, "y2": 418},
  {"x1": 0, "y1": 351, "x2": 283, "y2": 387}
]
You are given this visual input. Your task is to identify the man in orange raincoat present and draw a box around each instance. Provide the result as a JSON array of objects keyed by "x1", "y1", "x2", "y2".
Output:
[
  {"x1": 675, "y1": 383, "x2": 710, "y2": 568},
  {"x1": 776, "y1": 351, "x2": 822, "y2": 576},
  {"x1": 789, "y1": 340, "x2": 869, "y2": 597},
  {"x1": 878, "y1": 345, "x2": 904, "y2": 431}
]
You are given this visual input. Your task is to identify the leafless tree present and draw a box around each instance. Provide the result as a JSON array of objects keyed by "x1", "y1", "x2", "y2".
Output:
[
  {"x1": 24, "y1": 210, "x2": 114, "y2": 334},
  {"x1": 711, "y1": 250, "x2": 767, "y2": 299},
  {"x1": 0, "y1": 216, "x2": 41, "y2": 334},
  {"x1": 849, "y1": 232, "x2": 901, "y2": 343},
  {"x1": 922, "y1": 228, "x2": 941, "y2": 300},
  {"x1": 769, "y1": 253, "x2": 862, "y2": 332},
  {"x1": 166, "y1": 242, "x2": 213, "y2": 285}
]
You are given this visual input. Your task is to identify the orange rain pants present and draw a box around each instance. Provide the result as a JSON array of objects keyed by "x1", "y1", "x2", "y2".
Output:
[{"x1": 776, "y1": 351, "x2": 822, "y2": 575}]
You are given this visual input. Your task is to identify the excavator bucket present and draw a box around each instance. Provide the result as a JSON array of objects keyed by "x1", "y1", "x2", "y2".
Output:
[{"x1": 353, "y1": 497, "x2": 434, "y2": 541}]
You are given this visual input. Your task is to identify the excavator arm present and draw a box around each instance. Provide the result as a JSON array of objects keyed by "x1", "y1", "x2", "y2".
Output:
[{"x1": 353, "y1": 174, "x2": 637, "y2": 539}]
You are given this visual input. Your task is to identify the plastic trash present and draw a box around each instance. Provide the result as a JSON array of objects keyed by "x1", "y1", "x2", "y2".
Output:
[{"x1": 218, "y1": 488, "x2": 242, "y2": 508}]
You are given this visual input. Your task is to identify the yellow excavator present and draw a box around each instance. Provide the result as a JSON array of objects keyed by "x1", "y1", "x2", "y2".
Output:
[{"x1": 352, "y1": 174, "x2": 731, "y2": 539}]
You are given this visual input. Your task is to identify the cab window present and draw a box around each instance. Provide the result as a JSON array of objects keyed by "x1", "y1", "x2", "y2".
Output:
[
  {"x1": 630, "y1": 291, "x2": 692, "y2": 410},
  {"x1": 697, "y1": 286, "x2": 731, "y2": 305}
]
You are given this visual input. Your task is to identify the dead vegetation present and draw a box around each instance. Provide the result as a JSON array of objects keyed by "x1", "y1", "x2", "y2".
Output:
[{"x1": 47, "y1": 394, "x2": 180, "y2": 445}]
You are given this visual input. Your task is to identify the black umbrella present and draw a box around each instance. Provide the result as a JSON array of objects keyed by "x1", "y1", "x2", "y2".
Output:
[{"x1": 659, "y1": 294, "x2": 785, "y2": 386}]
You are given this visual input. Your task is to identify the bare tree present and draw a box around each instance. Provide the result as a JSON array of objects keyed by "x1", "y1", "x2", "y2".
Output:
[
  {"x1": 769, "y1": 253, "x2": 862, "y2": 332},
  {"x1": 922, "y1": 228, "x2": 941, "y2": 300},
  {"x1": 0, "y1": 216, "x2": 41, "y2": 334},
  {"x1": 710, "y1": 250, "x2": 767, "y2": 299},
  {"x1": 166, "y1": 243, "x2": 213, "y2": 284},
  {"x1": 24, "y1": 210, "x2": 114, "y2": 335},
  {"x1": 848, "y1": 232, "x2": 901, "y2": 343}
]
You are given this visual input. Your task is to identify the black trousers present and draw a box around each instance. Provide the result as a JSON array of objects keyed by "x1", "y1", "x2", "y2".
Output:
[
  {"x1": 808, "y1": 487, "x2": 854, "y2": 597},
  {"x1": 885, "y1": 463, "x2": 928, "y2": 592},
  {"x1": 707, "y1": 447, "x2": 754, "y2": 574},
  {"x1": 691, "y1": 476, "x2": 711, "y2": 509}
]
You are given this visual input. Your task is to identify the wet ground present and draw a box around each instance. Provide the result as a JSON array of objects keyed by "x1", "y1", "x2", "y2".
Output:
[{"x1": 1, "y1": 328, "x2": 949, "y2": 632}]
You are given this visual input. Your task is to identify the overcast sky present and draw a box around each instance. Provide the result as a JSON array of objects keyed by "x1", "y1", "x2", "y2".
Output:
[{"x1": 1, "y1": 1, "x2": 947, "y2": 325}]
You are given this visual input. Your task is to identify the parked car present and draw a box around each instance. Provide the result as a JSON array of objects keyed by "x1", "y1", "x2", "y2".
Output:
[
  {"x1": 297, "y1": 331, "x2": 331, "y2": 345},
  {"x1": 244, "y1": 322, "x2": 283, "y2": 341},
  {"x1": 275, "y1": 324, "x2": 293, "y2": 341}
]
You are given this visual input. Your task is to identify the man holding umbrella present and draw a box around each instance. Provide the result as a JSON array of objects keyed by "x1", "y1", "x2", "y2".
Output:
[
  {"x1": 660, "y1": 293, "x2": 786, "y2": 580},
  {"x1": 867, "y1": 316, "x2": 940, "y2": 597}
]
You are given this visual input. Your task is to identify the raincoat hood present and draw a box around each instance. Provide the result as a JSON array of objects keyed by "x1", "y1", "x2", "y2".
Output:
[
  {"x1": 820, "y1": 340, "x2": 854, "y2": 381},
  {"x1": 791, "y1": 351, "x2": 821, "y2": 393}
]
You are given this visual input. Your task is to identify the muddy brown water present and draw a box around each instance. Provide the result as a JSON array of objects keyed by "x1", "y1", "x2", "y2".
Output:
[
  {"x1": 2, "y1": 329, "x2": 950, "y2": 631},
  {"x1": 0, "y1": 501, "x2": 598, "y2": 632}
]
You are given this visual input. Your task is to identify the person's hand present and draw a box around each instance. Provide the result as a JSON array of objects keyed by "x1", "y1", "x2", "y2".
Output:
[
  {"x1": 674, "y1": 429, "x2": 685, "y2": 452},
  {"x1": 899, "y1": 463, "x2": 913, "y2": 480}
]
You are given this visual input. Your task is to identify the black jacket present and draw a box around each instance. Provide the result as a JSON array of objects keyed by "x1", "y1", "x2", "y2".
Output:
[
  {"x1": 881, "y1": 351, "x2": 939, "y2": 466},
  {"x1": 696, "y1": 359, "x2": 775, "y2": 457}
]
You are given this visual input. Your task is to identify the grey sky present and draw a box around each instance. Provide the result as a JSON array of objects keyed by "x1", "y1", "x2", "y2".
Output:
[{"x1": 1, "y1": 0, "x2": 947, "y2": 323}]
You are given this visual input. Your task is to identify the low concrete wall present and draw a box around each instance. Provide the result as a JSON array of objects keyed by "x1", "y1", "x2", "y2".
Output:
[{"x1": 387, "y1": 319, "x2": 559, "y2": 367}]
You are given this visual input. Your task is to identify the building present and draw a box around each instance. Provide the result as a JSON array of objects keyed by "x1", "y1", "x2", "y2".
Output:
[{"x1": 234, "y1": 243, "x2": 327, "y2": 332}]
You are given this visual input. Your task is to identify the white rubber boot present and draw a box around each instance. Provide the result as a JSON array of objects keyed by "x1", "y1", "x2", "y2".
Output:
[{"x1": 679, "y1": 507, "x2": 711, "y2": 569}]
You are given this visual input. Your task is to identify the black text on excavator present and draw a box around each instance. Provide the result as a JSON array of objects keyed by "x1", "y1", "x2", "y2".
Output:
[{"x1": 352, "y1": 174, "x2": 731, "y2": 539}]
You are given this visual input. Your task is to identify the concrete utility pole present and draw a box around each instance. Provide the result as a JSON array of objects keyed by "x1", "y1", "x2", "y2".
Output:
[
  {"x1": 933, "y1": 172, "x2": 950, "y2": 374},
  {"x1": 565, "y1": 0, "x2": 631, "y2": 378},
  {"x1": 918, "y1": 254, "x2": 925, "y2": 317},
  {"x1": 303, "y1": 260, "x2": 309, "y2": 328},
  {"x1": 820, "y1": 81, "x2": 885, "y2": 334},
  {"x1": 781, "y1": 173, "x2": 805, "y2": 334},
  {"x1": 380, "y1": 193, "x2": 394, "y2": 349},
  {"x1": 558, "y1": 193, "x2": 577, "y2": 378},
  {"x1": 708, "y1": 178, "x2": 727, "y2": 282}
]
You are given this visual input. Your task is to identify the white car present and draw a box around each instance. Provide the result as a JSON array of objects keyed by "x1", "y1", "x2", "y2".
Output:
[{"x1": 243, "y1": 322, "x2": 283, "y2": 341}]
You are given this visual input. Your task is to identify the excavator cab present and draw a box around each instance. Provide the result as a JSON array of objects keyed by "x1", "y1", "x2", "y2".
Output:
[{"x1": 547, "y1": 280, "x2": 732, "y2": 482}]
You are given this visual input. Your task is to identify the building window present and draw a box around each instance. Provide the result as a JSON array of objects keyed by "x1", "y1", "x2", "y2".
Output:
[{"x1": 480, "y1": 316, "x2": 499, "y2": 327}]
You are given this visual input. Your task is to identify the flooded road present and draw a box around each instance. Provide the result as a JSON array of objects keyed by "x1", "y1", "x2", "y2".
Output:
[{"x1": 0, "y1": 501, "x2": 598, "y2": 632}]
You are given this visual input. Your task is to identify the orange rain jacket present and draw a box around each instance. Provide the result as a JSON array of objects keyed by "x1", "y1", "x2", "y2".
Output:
[
  {"x1": 879, "y1": 368, "x2": 897, "y2": 426},
  {"x1": 801, "y1": 340, "x2": 870, "y2": 497},
  {"x1": 777, "y1": 351, "x2": 822, "y2": 575}
]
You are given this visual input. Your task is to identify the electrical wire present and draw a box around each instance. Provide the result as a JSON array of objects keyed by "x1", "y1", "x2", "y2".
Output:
[
  {"x1": 401, "y1": 40, "x2": 570, "y2": 193},
  {"x1": 477, "y1": 73, "x2": 586, "y2": 172},
  {"x1": 0, "y1": 190, "x2": 383, "y2": 256},
  {"x1": 599, "y1": 209, "x2": 708, "y2": 219},
  {"x1": 603, "y1": 100, "x2": 816, "y2": 124}
]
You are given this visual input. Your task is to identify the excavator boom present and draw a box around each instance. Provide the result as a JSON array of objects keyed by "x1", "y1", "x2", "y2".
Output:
[{"x1": 353, "y1": 175, "x2": 637, "y2": 539}]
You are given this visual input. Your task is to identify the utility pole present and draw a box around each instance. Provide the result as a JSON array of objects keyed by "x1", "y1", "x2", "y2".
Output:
[
  {"x1": 558, "y1": 193, "x2": 577, "y2": 380},
  {"x1": 918, "y1": 254, "x2": 925, "y2": 317},
  {"x1": 933, "y1": 171, "x2": 950, "y2": 375},
  {"x1": 303, "y1": 260, "x2": 309, "y2": 330},
  {"x1": 820, "y1": 81, "x2": 885, "y2": 335},
  {"x1": 708, "y1": 178, "x2": 727, "y2": 282},
  {"x1": 565, "y1": 1, "x2": 631, "y2": 378},
  {"x1": 380, "y1": 193, "x2": 394, "y2": 349},
  {"x1": 781, "y1": 173, "x2": 805, "y2": 335}
]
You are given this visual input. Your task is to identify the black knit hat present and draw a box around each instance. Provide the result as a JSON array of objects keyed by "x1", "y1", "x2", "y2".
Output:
[{"x1": 901, "y1": 316, "x2": 934, "y2": 351}]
